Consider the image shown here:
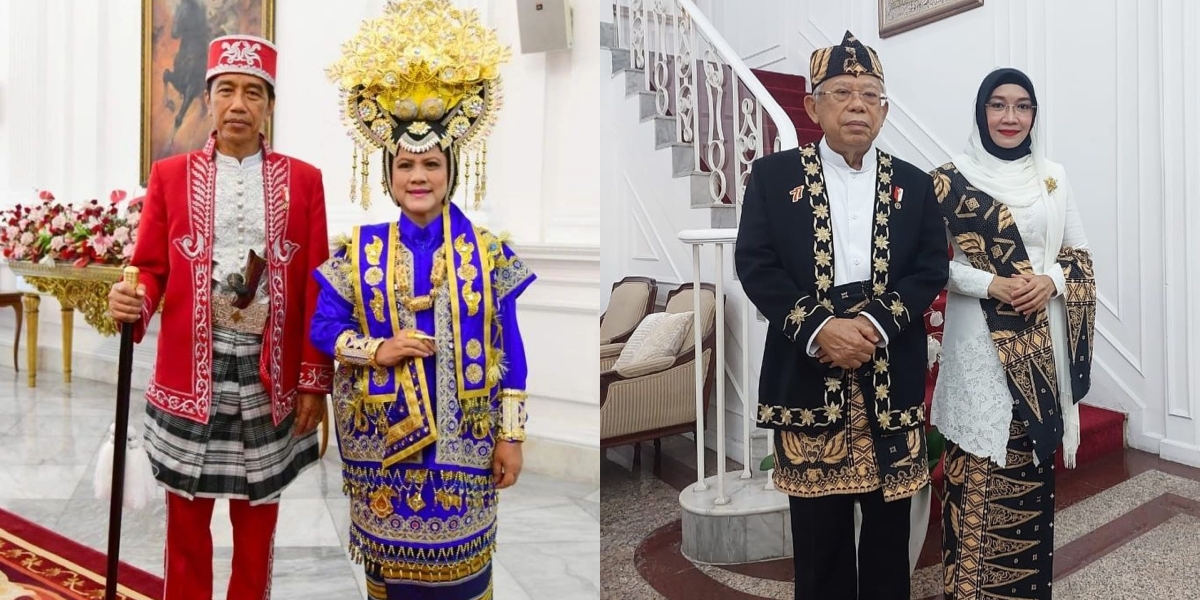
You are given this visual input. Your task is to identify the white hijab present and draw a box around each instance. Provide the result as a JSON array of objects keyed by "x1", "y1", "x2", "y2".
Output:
[{"x1": 951, "y1": 72, "x2": 1068, "y2": 266}]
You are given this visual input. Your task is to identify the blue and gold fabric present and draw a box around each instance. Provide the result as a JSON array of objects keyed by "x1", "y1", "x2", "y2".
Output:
[
  {"x1": 314, "y1": 1, "x2": 535, "y2": 594},
  {"x1": 311, "y1": 201, "x2": 535, "y2": 587}
]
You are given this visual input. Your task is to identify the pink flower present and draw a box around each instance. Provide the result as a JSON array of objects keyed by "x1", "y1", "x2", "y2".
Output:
[
  {"x1": 90, "y1": 234, "x2": 114, "y2": 256},
  {"x1": 38, "y1": 190, "x2": 54, "y2": 201},
  {"x1": 122, "y1": 244, "x2": 136, "y2": 259},
  {"x1": 19, "y1": 232, "x2": 33, "y2": 245},
  {"x1": 110, "y1": 190, "x2": 127, "y2": 204},
  {"x1": 5, "y1": 226, "x2": 17, "y2": 238},
  {"x1": 50, "y1": 235, "x2": 66, "y2": 251},
  {"x1": 112, "y1": 226, "x2": 131, "y2": 245},
  {"x1": 51, "y1": 214, "x2": 67, "y2": 230}
]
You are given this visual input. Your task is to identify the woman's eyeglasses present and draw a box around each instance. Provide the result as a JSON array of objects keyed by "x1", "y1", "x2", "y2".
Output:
[{"x1": 985, "y1": 102, "x2": 1035, "y2": 115}]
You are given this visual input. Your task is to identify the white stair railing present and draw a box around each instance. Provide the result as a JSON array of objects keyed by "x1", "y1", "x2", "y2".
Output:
[
  {"x1": 678, "y1": 229, "x2": 735, "y2": 504},
  {"x1": 614, "y1": 0, "x2": 798, "y2": 209}
]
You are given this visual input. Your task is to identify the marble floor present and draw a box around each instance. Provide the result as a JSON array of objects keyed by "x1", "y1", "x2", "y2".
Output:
[
  {"x1": 602, "y1": 435, "x2": 1200, "y2": 599},
  {"x1": 0, "y1": 369, "x2": 600, "y2": 599}
]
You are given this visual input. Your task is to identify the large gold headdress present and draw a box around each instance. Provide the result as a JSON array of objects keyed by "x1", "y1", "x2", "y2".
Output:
[{"x1": 327, "y1": 0, "x2": 511, "y2": 209}]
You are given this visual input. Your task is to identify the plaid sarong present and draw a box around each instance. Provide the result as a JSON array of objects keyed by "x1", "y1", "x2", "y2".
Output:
[{"x1": 143, "y1": 326, "x2": 318, "y2": 504}]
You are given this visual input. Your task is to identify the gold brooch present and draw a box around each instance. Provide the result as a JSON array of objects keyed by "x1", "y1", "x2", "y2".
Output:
[{"x1": 1044, "y1": 176, "x2": 1058, "y2": 194}]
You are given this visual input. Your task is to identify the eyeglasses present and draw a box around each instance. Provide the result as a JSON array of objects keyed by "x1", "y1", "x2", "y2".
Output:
[
  {"x1": 985, "y1": 101, "x2": 1035, "y2": 115},
  {"x1": 813, "y1": 89, "x2": 888, "y2": 107}
]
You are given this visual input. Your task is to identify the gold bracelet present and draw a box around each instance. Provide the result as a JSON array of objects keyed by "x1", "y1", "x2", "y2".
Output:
[
  {"x1": 496, "y1": 389, "x2": 528, "y2": 442},
  {"x1": 366, "y1": 337, "x2": 386, "y2": 369}
]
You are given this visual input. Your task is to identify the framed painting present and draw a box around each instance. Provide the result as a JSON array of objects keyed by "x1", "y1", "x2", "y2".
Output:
[
  {"x1": 878, "y1": 0, "x2": 983, "y2": 38},
  {"x1": 140, "y1": 0, "x2": 275, "y2": 185}
]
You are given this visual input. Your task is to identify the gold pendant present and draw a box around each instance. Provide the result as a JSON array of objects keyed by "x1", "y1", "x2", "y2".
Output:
[
  {"x1": 368, "y1": 486, "x2": 396, "y2": 519},
  {"x1": 406, "y1": 489, "x2": 426, "y2": 513}
]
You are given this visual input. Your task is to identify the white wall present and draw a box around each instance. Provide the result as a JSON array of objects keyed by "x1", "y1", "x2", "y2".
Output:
[
  {"x1": 0, "y1": 0, "x2": 601, "y2": 482},
  {"x1": 604, "y1": 0, "x2": 1200, "y2": 468}
]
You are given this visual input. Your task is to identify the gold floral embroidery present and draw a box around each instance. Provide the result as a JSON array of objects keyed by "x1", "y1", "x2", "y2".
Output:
[
  {"x1": 370, "y1": 287, "x2": 385, "y2": 322},
  {"x1": 452, "y1": 234, "x2": 481, "y2": 314},
  {"x1": 465, "y1": 363, "x2": 484, "y2": 384},
  {"x1": 365, "y1": 235, "x2": 384, "y2": 265}
]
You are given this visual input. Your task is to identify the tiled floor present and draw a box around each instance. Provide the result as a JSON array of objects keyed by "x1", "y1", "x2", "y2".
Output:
[
  {"x1": 0, "y1": 369, "x2": 600, "y2": 599},
  {"x1": 601, "y1": 435, "x2": 1200, "y2": 599}
]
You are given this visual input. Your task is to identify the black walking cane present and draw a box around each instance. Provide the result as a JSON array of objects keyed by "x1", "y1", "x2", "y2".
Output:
[{"x1": 104, "y1": 265, "x2": 139, "y2": 600}]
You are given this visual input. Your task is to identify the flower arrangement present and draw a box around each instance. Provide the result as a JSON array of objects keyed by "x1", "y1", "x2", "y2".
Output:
[{"x1": 0, "y1": 189, "x2": 144, "y2": 267}]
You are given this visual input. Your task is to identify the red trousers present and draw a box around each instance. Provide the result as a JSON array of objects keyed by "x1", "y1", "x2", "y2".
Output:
[{"x1": 162, "y1": 492, "x2": 280, "y2": 600}]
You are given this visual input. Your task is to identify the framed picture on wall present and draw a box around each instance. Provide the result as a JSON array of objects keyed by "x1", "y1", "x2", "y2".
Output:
[
  {"x1": 878, "y1": 0, "x2": 983, "y2": 38},
  {"x1": 140, "y1": 0, "x2": 275, "y2": 185}
]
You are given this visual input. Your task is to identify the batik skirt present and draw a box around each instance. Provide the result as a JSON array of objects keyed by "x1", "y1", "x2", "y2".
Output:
[{"x1": 941, "y1": 411, "x2": 1056, "y2": 599}]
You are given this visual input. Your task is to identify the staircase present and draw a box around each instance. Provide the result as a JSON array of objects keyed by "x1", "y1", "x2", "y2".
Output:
[{"x1": 750, "y1": 69, "x2": 823, "y2": 150}]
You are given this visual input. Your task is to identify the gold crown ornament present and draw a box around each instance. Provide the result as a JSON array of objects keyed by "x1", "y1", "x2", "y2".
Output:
[{"x1": 327, "y1": 0, "x2": 511, "y2": 210}]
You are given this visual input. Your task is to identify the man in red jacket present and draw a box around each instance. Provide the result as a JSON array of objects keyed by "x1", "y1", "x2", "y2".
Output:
[{"x1": 107, "y1": 34, "x2": 332, "y2": 600}]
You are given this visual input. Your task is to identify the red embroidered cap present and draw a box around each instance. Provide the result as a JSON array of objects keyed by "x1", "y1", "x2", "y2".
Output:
[{"x1": 206, "y1": 34, "x2": 277, "y2": 87}]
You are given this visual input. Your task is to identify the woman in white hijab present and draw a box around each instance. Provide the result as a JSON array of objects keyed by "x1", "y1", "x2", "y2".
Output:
[{"x1": 930, "y1": 68, "x2": 1097, "y2": 600}]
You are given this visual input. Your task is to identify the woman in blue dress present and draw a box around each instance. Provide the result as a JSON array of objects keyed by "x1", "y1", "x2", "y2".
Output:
[{"x1": 310, "y1": 2, "x2": 533, "y2": 597}]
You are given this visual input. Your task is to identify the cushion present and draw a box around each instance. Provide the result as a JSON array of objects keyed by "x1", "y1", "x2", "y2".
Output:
[
  {"x1": 611, "y1": 311, "x2": 694, "y2": 374},
  {"x1": 600, "y1": 282, "x2": 651, "y2": 343},
  {"x1": 665, "y1": 288, "x2": 715, "y2": 352}
]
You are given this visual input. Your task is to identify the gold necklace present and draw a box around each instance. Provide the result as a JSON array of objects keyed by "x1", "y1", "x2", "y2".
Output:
[{"x1": 395, "y1": 243, "x2": 447, "y2": 312}]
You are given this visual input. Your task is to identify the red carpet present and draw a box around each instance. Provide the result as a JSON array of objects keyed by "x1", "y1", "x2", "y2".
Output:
[
  {"x1": 0, "y1": 506, "x2": 161, "y2": 600},
  {"x1": 751, "y1": 68, "x2": 823, "y2": 149}
]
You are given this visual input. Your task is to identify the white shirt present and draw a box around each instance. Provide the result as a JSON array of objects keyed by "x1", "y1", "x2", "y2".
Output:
[
  {"x1": 212, "y1": 150, "x2": 268, "y2": 304},
  {"x1": 807, "y1": 137, "x2": 889, "y2": 354}
]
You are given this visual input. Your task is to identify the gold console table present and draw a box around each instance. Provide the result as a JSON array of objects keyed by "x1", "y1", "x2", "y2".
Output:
[{"x1": 7, "y1": 261, "x2": 123, "y2": 387}]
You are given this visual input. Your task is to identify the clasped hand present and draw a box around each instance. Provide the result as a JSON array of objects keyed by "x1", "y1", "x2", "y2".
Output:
[
  {"x1": 988, "y1": 274, "x2": 1055, "y2": 316},
  {"x1": 815, "y1": 316, "x2": 880, "y2": 370}
]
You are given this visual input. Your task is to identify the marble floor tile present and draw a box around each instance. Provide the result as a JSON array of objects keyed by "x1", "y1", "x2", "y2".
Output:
[
  {"x1": 208, "y1": 498, "x2": 342, "y2": 548},
  {"x1": 57, "y1": 490, "x2": 167, "y2": 551},
  {"x1": 0, "y1": 498, "x2": 69, "y2": 531},
  {"x1": 493, "y1": 558, "x2": 535, "y2": 600},
  {"x1": 14, "y1": 410, "x2": 115, "y2": 439},
  {"x1": 0, "y1": 465, "x2": 88, "y2": 499},
  {"x1": 574, "y1": 497, "x2": 601, "y2": 520},
  {"x1": 498, "y1": 500, "x2": 600, "y2": 545},
  {"x1": 2, "y1": 374, "x2": 598, "y2": 599},
  {"x1": 115, "y1": 543, "x2": 166, "y2": 577},
  {"x1": 497, "y1": 541, "x2": 600, "y2": 600},
  {"x1": 212, "y1": 546, "x2": 362, "y2": 599},
  {"x1": 0, "y1": 432, "x2": 104, "y2": 466}
]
